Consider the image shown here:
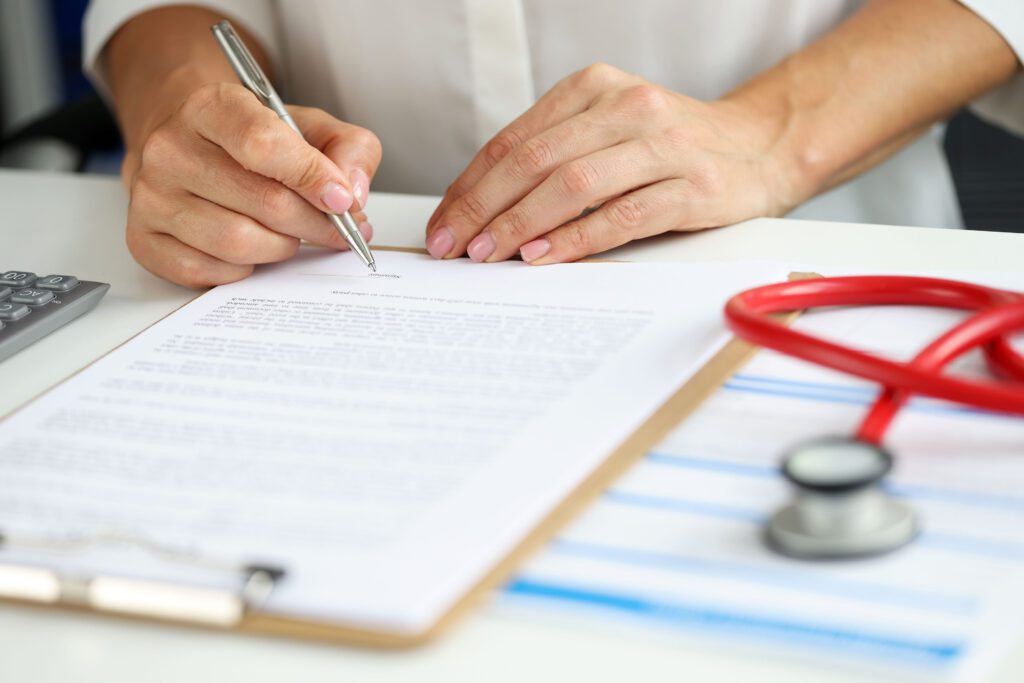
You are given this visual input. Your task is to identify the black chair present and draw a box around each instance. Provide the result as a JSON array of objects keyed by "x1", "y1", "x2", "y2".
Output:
[
  {"x1": 0, "y1": 94, "x2": 121, "y2": 173},
  {"x1": 944, "y1": 109, "x2": 1024, "y2": 234}
]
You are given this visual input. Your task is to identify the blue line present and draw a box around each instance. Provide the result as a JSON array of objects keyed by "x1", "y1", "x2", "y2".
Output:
[
  {"x1": 646, "y1": 452, "x2": 1024, "y2": 513},
  {"x1": 886, "y1": 482, "x2": 1024, "y2": 513},
  {"x1": 647, "y1": 452, "x2": 777, "y2": 478},
  {"x1": 547, "y1": 539, "x2": 977, "y2": 615},
  {"x1": 604, "y1": 489, "x2": 765, "y2": 523},
  {"x1": 725, "y1": 375, "x2": 1000, "y2": 419},
  {"x1": 504, "y1": 579, "x2": 963, "y2": 664},
  {"x1": 724, "y1": 381, "x2": 871, "y2": 406},
  {"x1": 604, "y1": 488, "x2": 1024, "y2": 561},
  {"x1": 733, "y1": 372, "x2": 876, "y2": 395},
  {"x1": 724, "y1": 382, "x2": 984, "y2": 418},
  {"x1": 917, "y1": 532, "x2": 1024, "y2": 561}
]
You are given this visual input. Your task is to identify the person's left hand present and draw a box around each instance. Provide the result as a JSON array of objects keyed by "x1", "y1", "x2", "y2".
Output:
[{"x1": 424, "y1": 63, "x2": 799, "y2": 264}]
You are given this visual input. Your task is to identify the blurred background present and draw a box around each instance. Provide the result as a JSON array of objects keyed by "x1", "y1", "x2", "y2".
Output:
[
  {"x1": 0, "y1": 0, "x2": 1021, "y2": 232},
  {"x1": 0, "y1": 0, "x2": 121, "y2": 173}
]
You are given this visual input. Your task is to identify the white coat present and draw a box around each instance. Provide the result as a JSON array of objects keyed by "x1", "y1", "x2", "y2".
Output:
[{"x1": 85, "y1": 0, "x2": 1024, "y2": 229}]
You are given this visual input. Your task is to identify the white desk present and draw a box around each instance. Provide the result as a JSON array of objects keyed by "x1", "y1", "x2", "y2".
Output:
[{"x1": 2, "y1": 168, "x2": 1023, "y2": 682}]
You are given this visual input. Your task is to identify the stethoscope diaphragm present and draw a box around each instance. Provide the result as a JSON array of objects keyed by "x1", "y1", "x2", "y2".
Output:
[{"x1": 766, "y1": 437, "x2": 918, "y2": 559}]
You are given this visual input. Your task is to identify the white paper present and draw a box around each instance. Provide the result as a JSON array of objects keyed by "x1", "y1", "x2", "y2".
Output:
[
  {"x1": 504, "y1": 269, "x2": 1024, "y2": 680},
  {"x1": 0, "y1": 250, "x2": 785, "y2": 634}
]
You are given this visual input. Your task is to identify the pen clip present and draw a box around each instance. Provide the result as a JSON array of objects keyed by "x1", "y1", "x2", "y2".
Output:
[{"x1": 211, "y1": 20, "x2": 273, "y2": 102}]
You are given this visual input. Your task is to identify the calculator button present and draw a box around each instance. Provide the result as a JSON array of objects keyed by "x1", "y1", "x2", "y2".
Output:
[
  {"x1": 0, "y1": 287, "x2": 10, "y2": 302},
  {"x1": 11, "y1": 289, "x2": 53, "y2": 306},
  {"x1": 0, "y1": 271, "x2": 36, "y2": 287},
  {"x1": 35, "y1": 275, "x2": 79, "y2": 292},
  {"x1": 0, "y1": 302, "x2": 29, "y2": 321}
]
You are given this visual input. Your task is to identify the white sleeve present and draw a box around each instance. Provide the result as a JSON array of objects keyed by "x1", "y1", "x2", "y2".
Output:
[
  {"x1": 82, "y1": 0, "x2": 281, "y2": 98},
  {"x1": 958, "y1": 0, "x2": 1024, "y2": 137}
]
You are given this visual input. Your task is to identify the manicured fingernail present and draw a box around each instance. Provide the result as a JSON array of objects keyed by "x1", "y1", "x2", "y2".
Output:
[
  {"x1": 350, "y1": 169, "x2": 370, "y2": 209},
  {"x1": 467, "y1": 232, "x2": 496, "y2": 262},
  {"x1": 359, "y1": 221, "x2": 373, "y2": 241},
  {"x1": 321, "y1": 182, "x2": 354, "y2": 214},
  {"x1": 426, "y1": 226, "x2": 455, "y2": 259},
  {"x1": 519, "y1": 238, "x2": 551, "y2": 263}
]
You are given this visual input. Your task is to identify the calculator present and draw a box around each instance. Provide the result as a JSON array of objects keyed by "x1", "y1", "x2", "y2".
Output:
[{"x1": 0, "y1": 271, "x2": 110, "y2": 362}]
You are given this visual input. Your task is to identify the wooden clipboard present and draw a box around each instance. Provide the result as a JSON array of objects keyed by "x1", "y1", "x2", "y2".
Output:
[{"x1": 0, "y1": 248, "x2": 813, "y2": 648}]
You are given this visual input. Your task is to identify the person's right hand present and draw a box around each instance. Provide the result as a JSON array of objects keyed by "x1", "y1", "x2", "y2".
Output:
[{"x1": 123, "y1": 82, "x2": 382, "y2": 288}]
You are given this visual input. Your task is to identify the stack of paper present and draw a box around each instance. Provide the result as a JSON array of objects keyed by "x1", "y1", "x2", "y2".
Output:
[{"x1": 0, "y1": 251, "x2": 784, "y2": 639}]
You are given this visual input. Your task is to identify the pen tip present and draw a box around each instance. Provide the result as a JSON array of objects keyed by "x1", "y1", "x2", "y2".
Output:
[{"x1": 369, "y1": 262, "x2": 377, "y2": 273}]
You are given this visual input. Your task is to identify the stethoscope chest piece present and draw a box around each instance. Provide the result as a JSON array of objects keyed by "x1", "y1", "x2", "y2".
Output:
[{"x1": 766, "y1": 438, "x2": 918, "y2": 559}]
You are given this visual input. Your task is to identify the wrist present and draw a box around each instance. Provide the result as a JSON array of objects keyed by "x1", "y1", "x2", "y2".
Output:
[
  {"x1": 705, "y1": 95, "x2": 802, "y2": 217},
  {"x1": 122, "y1": 63, "x2": 227, "y2": 148},
  {"x1": 716, "y1": 50, "x2": 851, "y2": 214},
  {"x1": 105, "y1": 6, "x2": 265, "y2": 185},
  {"x1": 116, "y1": 63, "x2": 229, "y2": 187}
]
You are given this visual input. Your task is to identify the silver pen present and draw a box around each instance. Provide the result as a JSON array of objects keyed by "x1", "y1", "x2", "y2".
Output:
[{"x1": 211, "y1": 20, "x2": 376, "y2": 272}]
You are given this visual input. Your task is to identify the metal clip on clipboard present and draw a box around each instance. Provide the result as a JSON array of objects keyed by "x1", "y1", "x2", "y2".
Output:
[{"x1": 0, "y1": 530, "x2": 285, "y2": 626}]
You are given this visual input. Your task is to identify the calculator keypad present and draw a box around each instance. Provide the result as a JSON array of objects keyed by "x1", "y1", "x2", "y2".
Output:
[
  {"x1": 0, "y1": 271, "x2": 36, "y2": 288},
  {"x1": 35, "y1": 275, "x2": 79, "y2": 292},
  {"x1": 0, "y1": 269, "x2": 110, "y2": 363},
  {"x1": 11, "y1": 289, "x2": 53, "y2": 306},
  {"x1": 0, "y1": 302, "x2": 30, "y2": 321}
]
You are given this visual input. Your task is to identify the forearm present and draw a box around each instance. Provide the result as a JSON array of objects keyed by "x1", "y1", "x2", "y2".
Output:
[
  {"x1": 721, "y1": 0, "x2": 1020, "y2": 210},
  {"x1": 103, "y1": 6, "x2": 271, "y2": 180}
]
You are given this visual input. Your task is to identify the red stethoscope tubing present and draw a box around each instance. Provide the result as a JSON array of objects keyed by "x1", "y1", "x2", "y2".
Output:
[{"x1": 723, "y1": 276, "x2": 1024, "y2": 444}]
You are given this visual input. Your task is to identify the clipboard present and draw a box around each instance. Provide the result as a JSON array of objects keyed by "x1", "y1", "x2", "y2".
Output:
[{"x1": 0, "y1": 250, "x2": 815, "y2": 647}]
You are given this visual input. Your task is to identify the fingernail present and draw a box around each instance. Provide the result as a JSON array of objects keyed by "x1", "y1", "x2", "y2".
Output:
[
  {"x1": 321, "y1": 182, "x2": 354, "y2": 214},
  {"x1": 350, "y1": 169, "x2": 370, "y2": 210},
  {"x1": 359, "y1": 221, "x2": 373, "y2": 242},
  {"x1": 426, "y1": 226, "x2": 455, "y2": 259},
  {"x1": 467, "y1": 232, "x2": 496, "y2": 262},
  {"x1": 520, "y1": 238, "x2": 551, "y2": 263}
]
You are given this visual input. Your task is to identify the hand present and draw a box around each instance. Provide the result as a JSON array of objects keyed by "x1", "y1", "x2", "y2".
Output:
[
  {"x1": 425, "y1": 63, "x2": 797, "y2": 265},
  {"x1": 124, "y1": 82, "x2": 382, "y2": 288}
]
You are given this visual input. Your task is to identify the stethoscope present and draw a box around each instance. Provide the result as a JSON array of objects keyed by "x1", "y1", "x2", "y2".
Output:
[{"x1": 723, "y1": 276, "x2": 1024, "y2": 559}]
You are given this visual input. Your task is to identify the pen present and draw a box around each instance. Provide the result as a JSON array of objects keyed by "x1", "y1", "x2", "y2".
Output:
[{"x1": 210, "y1": 20, "x2": 376, "y2": 272}]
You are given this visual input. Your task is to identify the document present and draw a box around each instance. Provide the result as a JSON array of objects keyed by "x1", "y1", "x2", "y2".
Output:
[
  {"x1": 503, "y1": 269, "x2": 1024, "y2": 680},
  {"x1": 0, "y1": 250, "x2": 784, "y2": 635}
]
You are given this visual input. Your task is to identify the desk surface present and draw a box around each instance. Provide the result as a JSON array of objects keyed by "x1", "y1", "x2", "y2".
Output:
[{"x1": 2, "y1": 168, "x2": 1023, "y2": 683}]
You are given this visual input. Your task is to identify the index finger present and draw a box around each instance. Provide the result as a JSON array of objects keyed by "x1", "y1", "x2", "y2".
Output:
[
  {"x1": 426, "y1": 73, "x2": 601, "y2": 238},
  {"x1": 182, "y1": 83, "x2": 357, "y2": 216},
  {"x1": 433, "y1": 110, "x2": 625, "y2": 261}
]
